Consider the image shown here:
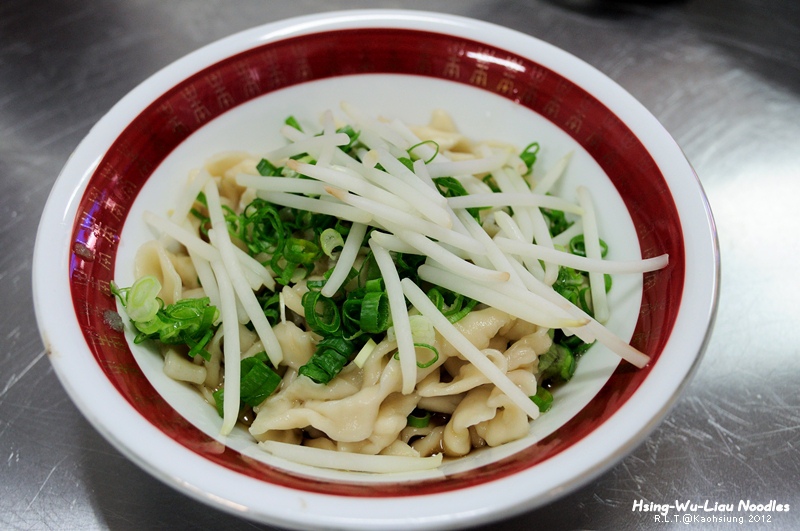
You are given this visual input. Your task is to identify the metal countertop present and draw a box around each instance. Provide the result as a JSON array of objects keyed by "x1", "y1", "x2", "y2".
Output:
[{"x1": 2, "y1": 0, "x2": 799, "y2": 529}]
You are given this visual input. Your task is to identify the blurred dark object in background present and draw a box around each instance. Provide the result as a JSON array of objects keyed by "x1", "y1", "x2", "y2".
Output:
[{"x1": 547, "y1": 0, "x2": 684, "y2": 14}]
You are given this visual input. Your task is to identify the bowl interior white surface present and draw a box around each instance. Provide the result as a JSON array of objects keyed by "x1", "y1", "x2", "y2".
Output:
[{"x1": 116, "y1": 73, "x2": 640, "y2": 481}]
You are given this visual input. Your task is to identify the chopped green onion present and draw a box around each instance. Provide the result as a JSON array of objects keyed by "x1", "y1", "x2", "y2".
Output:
[
  {"x1": 352, "y1": 338, "x2": 377, "y2": 368},
  {"x1": 364, "y1": 277, "x2": 384, "y2": 293},
  {"x1": 308, "y1": 267, "x2": 356, "y2": 293},
  {"x1": 336, "y1": 124, "x2": 361, "y2": 152},
  {"x1": 539, "y1": 343, "x2": 576, "y2": 384},
  {"x1": 189, "y1": 192, "x2": 211, "y2": 235},
  {"x1": 115, "y1": 275, "x2": 161, "y2": 322},
  {"x1": 212, "y1": 388, "x2": 225, "y2": 418},
  {"x1": 285, "y1": 115, "x2": 303, "y2": 131},
  {"x1": 341, "y1": 295, "x2": 364, "y2": 333},
  {"x1": 240, "y1": 352, "x2": 282, "y2": 407},
  {"x1": 256, "y1": 158, "x2": 281, "y2": 176},
  {"x1": 482, "y1": 174, "x2": 501, "y2": 193},
  {"x1": 387, "y1": 314, "x2": 435, "y2": 346},
  {"x1": 302, "y1": 291, "x2": 340, "y2": 335},
  {"x1": 356, "y1": 250, "x2": 382, "y2": 287},
  {"x1": 542, "y1": 207, "x2": 571, "y2": 236},
  {"x1": 392, "y1": 342, "x2": 439, "y2": 368},
  {"x1": 555, "y1": 330, "x2": 595, "y2": 358},
  {"x1": 283, "y1": 237, "x2": 321, "y2": 264},
  {"x1": 569, "y1": 234, "x2": 608, "y2": 258},
  {"x1": 212, "y1": 352, "x2": 281, "y2": 417},
  {"x1": 112, "y1": 276, "x2": 219, "y2": 362},
  {"x1": 520, "y1": 142, "x2": 540, "y2": 175},
  {"x1": 394, "y1": 252, "x2": 426, "y2": 283},
  {"x1": 258, "y1": 291, "x2": 282, "y2": 322},
  {"x1": 577, "y1": 287, "x2": 593, "y2": 314},
  {"x1": 195, "y1": 191, "x2": 208, "y2": 207},
  {"x1": 221, "y1": 204, "x2": 240, "y2": 237},
  {"x1": 186, "y1": 328, "x2": 214, "y2": 359},
  {"x1": 270, "y1": 253, "x2": 299, "y2": 286},
  {"x1": 553, "y1": 266, "x2": 585, "y2": 307},
  {"x1": 407, "y1": 139, "x2": 439, "y2": 163},
  {"x1": 432, "y1": 177, "x2": 481, "y2": 222},
  {"x1": 407, "y1": 408, "x2": 432, "y2": 428},
  {"x1": 396, "y1": 157, "x2": 415, "y2": 172},
  {"x1": 240, "y1": 199, "x2": 284, "y2": 256},
  {"x1": 359, "y1": 290, "x2": 390, "y2": 334},
  {"x1": 320, "y1": 228, "x2": 344, "y2": 257},
  {"x1": 426, "y1": 287, "x2": 477, "y2": 323},
  {"x1": 295, "y1": 363, "x2": 329, "y2": 384},
  {"x1": 299, "y1": 336, "x2": 356, "y2": 384},
  {"x1": 413, "y1": 343, "x2": 439, "y2": 369},
  {"x1": 530, "y1": 387, "x2": 553, "y2": 413}
]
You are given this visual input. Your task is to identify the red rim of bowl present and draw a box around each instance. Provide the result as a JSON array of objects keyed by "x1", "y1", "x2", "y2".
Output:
[{"x1": 67, "y1": 27, "x2": 685, "y2": 497}]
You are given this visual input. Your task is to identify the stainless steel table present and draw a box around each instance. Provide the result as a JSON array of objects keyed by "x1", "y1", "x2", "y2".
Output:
[{"x1": 3, "y1": 1, "x2": 798, "y2": 529}]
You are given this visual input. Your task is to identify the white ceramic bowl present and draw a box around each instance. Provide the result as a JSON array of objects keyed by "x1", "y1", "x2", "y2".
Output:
[{"x1": 33, "y1": 9, "x2": 718, "y2": 530}]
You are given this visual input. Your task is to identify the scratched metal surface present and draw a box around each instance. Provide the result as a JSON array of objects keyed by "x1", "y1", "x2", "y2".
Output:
[{"x1": 2, "y1": 0, "x2": 799, "y2": 529}]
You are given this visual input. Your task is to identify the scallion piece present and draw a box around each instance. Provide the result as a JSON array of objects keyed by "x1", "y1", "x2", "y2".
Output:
[
  {"x1": 407, "y1": 408, "x2": 432, "y2": 428},
  {"x1": 392, "y1": 342, "x2": 439, "y2": 368},
  {"x1": 336, "y1": 124, "x2": 361, "y2": 152},
  {"x1": 520, "y1": 142, "x2": 540, "y2": 175},
  {"x1": 186, "y1": 328, "x2": 214, "y2": 360},
  {"x1": 407, "y1": 139, "x2": 439, "y2": 163},
  {"x1": 112, "y1": 276, "x2": 160, "y2": 322},
  {"x1": 359, "y1": 291, "x2": 390, "y2": 334},
  {"x1": 285, "y1": 115, "x2": 303, "y2": 132},
  {"x1": 539, "y1": 343, "x2": 576, "y2": 384},
  {"x1": 239, "y1": 199, "x2": 284, "y2": 255},
  {"x1": 530, "y1": 387, "x2": 553, "y2": 413},
  {"x1": 542, "y1": 207, "x2": 571, "y2": 236},
  {"x1": 395, "y1": 156, "x2": 415, "y2": 172},
  {"x1": 212, "y1": 352, "x2": 281, "y2": 418},
  {"x1": 388, "y1": 314, "x2": 436, "y2": 346},
  {"x1": 352, "y1": 338, "x2": 377, "y2": 368},
  {"x1": 239, "y1": 352, "x2": 282, "y2": 407},
  {"x1": 413, "y1": 343, "x2": 439, "y2": 369},
  {"x1": 569, "y1": 234, "x2": 609, "y2": 258},
  {"x1": 256, "y1": 158, "x2": 281, "y2": 176},
  {"x1": 111, "y1": 276, "x2": 219, "y2": 362},
  {"x1": 302, "y1": 291, "x2": 340, "y2": 335},
  {"x1": 298, "y1": 336, "x2": 356, "y2": 384},
  {"x1": 320, "y1": 227, "x2": 344, "y2": 257},
  {"x1": 555, "y1": 330, "x2": 595, "y2": 358},
  {"x1": 212, "y1": 388, "x2": 225, "y2": 418},
  {"x1": 426, "y1": 287, "x2": 477, "y2": 324},
  {"x1": 575, "y1": 286, "x2": 591, "y2": 314},
  {"x1": 283, "y1": 237, "x2": 322, "y2": 264},
  {"x1": 432, "y1": 176, "x2": 483, "y2": 223}
]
